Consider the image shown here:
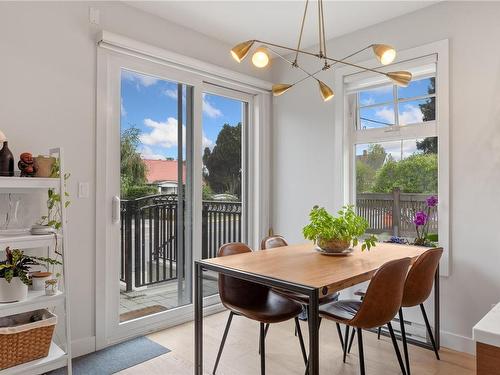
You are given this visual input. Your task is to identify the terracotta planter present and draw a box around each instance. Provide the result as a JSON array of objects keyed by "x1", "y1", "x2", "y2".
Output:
[
  {"x1": 317, "y1": 238, "x2": 350, "y2": 253},
  {"x1": 0, "y1": 277, "x2": 28, "y2": 302},
  {"x1": 34, "y1": 156, "x2": 56, "y2": 178}
]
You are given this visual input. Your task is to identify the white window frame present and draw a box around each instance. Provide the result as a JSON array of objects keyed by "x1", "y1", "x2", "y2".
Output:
[
  {"x1": 333, "y1": 39, "x2": 450, "y2": 276},
  {"x1": 95, "y1": 31, "x2": 273, "y2": 348}
]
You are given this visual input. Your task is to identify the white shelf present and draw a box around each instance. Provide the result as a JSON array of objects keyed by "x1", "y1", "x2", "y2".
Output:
[
  {"x1": 0, "y1": 341, "x2": 68, "y2": 375},
  {"x1": 0, "y1": 233, "x2": 60, "y2": 249},
  {"x1": 0, "y1": 290, "x2": 64, "y2": 317},
  {"x1": 0, "y1": 177, "x2": 59, "y2": 191}
]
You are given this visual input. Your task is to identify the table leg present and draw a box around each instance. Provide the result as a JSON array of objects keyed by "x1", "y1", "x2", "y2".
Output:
[
  {"x1": 434, "y1": 265, "x2": 440, "y2": 349},
  {"x1": 195, "y1": 262, "x2": 203, "y2": 375},
  {"x1": 308, "y1": 288, "x2": 320, "y2": 375}
]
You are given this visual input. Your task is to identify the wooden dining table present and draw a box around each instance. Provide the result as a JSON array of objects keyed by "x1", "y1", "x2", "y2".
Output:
[{"x1": 194, "y1": 242, "x2": 440, "y2": 375}]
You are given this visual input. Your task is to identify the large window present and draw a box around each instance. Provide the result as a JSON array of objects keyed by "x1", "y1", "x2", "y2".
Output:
[{"x1": 346, "y1": 59, "x2": 441, "y2": 242}]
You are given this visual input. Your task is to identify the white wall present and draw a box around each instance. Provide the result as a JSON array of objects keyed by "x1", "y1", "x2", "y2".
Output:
[
  {"x1": 0, "y1": 1, "x2": 268, "y2": 356},
  {"x1": 271, "y1": 1, "x2": 500, "y2": 354}
]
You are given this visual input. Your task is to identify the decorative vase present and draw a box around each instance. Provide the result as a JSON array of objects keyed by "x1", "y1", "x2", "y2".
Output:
[
  {"x1": 45, "y1": 279, "x2": 58, "y2": 296},
  {"x1": 0, "y1": 277, "x2": 28, "y2": 302},
  {"x1": 0, "y1": 141, "x2": 14, "y2": 177},
  {"x1": 317, "y1": 238, "x2": 351, "y2": 253},
  {"x1": 34, "y1": 156, "x2": 56, "y2": 178}
]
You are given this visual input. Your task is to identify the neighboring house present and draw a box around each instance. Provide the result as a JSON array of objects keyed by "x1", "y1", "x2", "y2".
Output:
[{"x1": 143, "y1": 159, "x2": 186, "y2": 194}]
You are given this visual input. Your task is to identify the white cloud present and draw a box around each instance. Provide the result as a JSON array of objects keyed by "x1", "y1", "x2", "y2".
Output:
[
  {"x1": 163, "y1": 89, "x2": 178, "y2": 100},
  {"x1": 374, "y1": 106, "x2": 395, "y2": 125},
  {"x1": 140, "y1": 117, "x2": 184, "y2": 148},
  {"x1": 202, "y1": 133, "x2": 214, "y2": 150},
  {"x1": 139, "y1": 145, "x2": 166, "y2": 160},
  {"x1": 202, "y1": 94, "x2": 222, "y2": 118},
  {"x1": 360, "y1": 97, "x2": 375, "y2": 106},
  {"x1": 398, "y1": 104, "x2": 424, "y2": 125},
  {"x1": 121, "y1": 98, "x2": 127, "y2": 117},
  {"x1": 122, "y1": 70, "x2": 159, "y2": 88}
]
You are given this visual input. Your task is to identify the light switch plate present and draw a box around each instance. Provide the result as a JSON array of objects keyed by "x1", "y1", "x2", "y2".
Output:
[{"x1": 78, "y1": 182, "x2": 89, "y2": 199}]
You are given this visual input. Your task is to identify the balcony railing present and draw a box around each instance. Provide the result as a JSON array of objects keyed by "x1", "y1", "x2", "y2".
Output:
[{"x1": 120, "y1": 194, "x2": 242, "y2": 292}]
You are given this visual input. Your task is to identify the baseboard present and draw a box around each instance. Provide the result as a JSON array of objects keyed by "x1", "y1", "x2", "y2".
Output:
[
  {"x1": 441, "y1": 330, "x2": 475, "y2": 355},
  {"x1": 71, "y1": 335, "x2": 96, "y2": 358}
]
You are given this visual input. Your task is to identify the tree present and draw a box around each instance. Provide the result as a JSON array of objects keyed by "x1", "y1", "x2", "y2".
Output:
[
  {"x1": 355, "y1": 144, "x2": 387, "y2": 193},
  {"x1": 417, "y1": 78, "x2": 437, "y2": 154},
  {"x1": 372, "y1": 153, "x2": 437, "y2": 193},
  {"x1": 120, "y1": 127, "x2": 156, "y2": 198},
  {"x1": 203, "y1": 123, "x2": 242, "y2": 197}
]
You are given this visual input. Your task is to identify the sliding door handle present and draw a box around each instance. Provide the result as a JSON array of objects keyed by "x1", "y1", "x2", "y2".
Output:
[{"x1": 112, "y1": 196, "x2": 121, "y2": 224}]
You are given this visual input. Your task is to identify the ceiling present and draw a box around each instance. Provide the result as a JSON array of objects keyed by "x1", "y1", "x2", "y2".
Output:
[{"x1": 127, "y1": 1, "x2": 437, "y2": 50}]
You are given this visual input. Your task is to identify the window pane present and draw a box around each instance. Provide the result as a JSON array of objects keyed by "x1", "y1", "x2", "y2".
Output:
[
  {"x1": 120, "y1": 69, "x2": 192, "y2": 322},
  {"x1": 359, "y1": 104, "x2": 395, "y2": 129},
  {"x1": 359, "y1": 85, "x2": 393, "y2": 107},
  {"x1": 398, "y1": 97, "x2": 435, "y2": 125},
  {"x1": 202, "y1": 93, "x2": 245, "y2": 296},
  {"x1": 398, "y1": 77, "x2": 435, "y2": 99},
  {"x1": 355, "y1": 137, "x2": 438, "y2": 237}
]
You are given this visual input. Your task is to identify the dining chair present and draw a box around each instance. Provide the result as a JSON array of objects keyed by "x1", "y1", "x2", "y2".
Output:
[
  {"x1": 260, "y1": 235, "x2": 344, "y2": 349},
  {"x1": 310, "y1": 257, "x2": 411, "y2": 375},
  {"x1": 346, "y1": 248, "x2": 443, "y2": 375},
  {"x1": 212, "y1": 242, "x2": 307, "y2": 375}
]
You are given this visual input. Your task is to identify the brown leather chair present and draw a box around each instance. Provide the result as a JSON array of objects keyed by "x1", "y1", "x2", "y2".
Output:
[
  {"x1": 347, "y1": 248, "x2": 443, "y2": 375},
  {"x1": 315, "y1": 258, "x2": 411, "y2": 375},
  {"x1": 260, "y1": 235, "x2": 343, "y2": 347},
  {"x1": 213, "y1": 242, "x2": 306, "y2": 375}
]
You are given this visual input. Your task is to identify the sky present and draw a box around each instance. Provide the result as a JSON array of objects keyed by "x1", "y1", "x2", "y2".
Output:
[
  {"x1": 358, "y1": 77, "x2": 435, "y2": 129},
  {"x1": 120, "y1": 69, "x2": 242, "y2": 160}
]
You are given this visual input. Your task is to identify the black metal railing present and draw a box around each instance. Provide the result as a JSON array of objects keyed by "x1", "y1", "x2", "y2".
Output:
[{"x1": 120, "y1": 194, "x2": 242, "y2": 292}]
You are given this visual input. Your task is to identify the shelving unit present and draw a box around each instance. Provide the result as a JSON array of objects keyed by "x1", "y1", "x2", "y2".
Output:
[{"x1": 0, "y1": 148, "x2": 72, "y2": 375}]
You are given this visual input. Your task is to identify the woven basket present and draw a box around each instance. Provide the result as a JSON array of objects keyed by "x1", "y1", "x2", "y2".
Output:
[{"x1": 0, "y1": 309, "x2": 57, "y2": 370}]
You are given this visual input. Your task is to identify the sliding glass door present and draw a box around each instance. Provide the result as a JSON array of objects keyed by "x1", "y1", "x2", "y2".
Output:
[{"x1": 96, "y1": 47, "x2": 259, "y2": 347}]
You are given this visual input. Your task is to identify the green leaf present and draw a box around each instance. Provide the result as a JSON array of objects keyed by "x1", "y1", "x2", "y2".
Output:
[{"x1": 4, "y1": 269, "x2": 13, "y2": 283}]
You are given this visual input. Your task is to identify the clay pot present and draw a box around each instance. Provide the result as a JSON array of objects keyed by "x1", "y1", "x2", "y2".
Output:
[
  {"x1": 0, "y1": 141, "x2": 14, "y2": 177},
  {"x1": 0, "y1": 277, "x2": 28, "y2": 302},
  {"x1": 317, "y1": 238, "x2": 351, "y2": 253},
  {"x1": 34, "y1": 156, "x2": 56, "y2": 177}
]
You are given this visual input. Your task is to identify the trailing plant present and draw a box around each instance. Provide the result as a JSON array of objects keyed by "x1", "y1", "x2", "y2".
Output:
[
  {"x1": 0, "y1": 247, "x2": 61, "y2": 285},
  {"x1": 38, "y1": 158, "x2": 71, "y2": 230},
  {"x1": 303, "y1": 205, "x2": 377, "y2": 251}
]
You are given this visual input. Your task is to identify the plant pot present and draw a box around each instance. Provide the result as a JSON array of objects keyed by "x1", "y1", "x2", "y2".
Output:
[
  {"x1": 317, "y1": 238, "x2": 351, "y2": 253},
  {"x1": 0, "y1": 277, "x2": 28, "y2": 302},
  {"x1": 31, "y1": 272, "x2": 52, "y2": 291}
]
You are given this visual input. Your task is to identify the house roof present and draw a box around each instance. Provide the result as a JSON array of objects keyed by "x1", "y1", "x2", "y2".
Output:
[{"x1": 143, "y1": 159, "x2": 186, "y2": 184}]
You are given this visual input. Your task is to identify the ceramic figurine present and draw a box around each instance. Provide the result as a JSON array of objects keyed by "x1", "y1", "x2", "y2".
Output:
[
  {"x1": 18, "y1": 152, "x2": 37, "y2": 177},
  {"x1": 0, "y1": 141, "x2": 14, "y2": 177}
]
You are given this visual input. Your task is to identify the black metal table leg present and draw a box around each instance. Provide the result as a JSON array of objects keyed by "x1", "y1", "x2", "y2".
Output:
[
  {"x1": 434, "y1": 265, "x2": 440, "y2": 350},
  {"x1": 308, "y1": 289, "x2": 320, "y2": 375},
  {"x1": 194, "y1": 261, "x2": 203, "y2": 375}
]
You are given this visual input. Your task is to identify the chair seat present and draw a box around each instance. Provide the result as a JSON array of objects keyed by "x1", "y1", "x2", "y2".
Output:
[
  {"x1": 319, "y1": 299, "x2": 362, "y2": 323},
  {"x1": 273, "y1": 289, "x2": 339, "y2": 305},
  {"x1": 223, "y1": 290, "x2": 303, "y2": 324}
]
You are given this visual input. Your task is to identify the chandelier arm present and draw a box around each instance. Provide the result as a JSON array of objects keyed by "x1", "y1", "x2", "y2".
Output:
[
  {"x1": 317, "y1": 0, "x2": 323, "y2": 56},
  {"x1": 268, "y1": 46, "x2": 325, "y2": 81},
  {"x1": 320, "y1": 0, "x2": 327, "y2": 57},
  {"x1": 254, "y1": 39, "x2": 390, "y2": 78},
  {"x1": 330, "y1": 44, "x2": 375, "y2": 67},
  {"x1": 294, "y1": 0, "x2": 309, "y2": 65}
]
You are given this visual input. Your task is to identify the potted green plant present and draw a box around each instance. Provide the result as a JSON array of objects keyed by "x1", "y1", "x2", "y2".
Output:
[
  {"x1": 303, "y1": 205, "x2": 377, "y2": 253},
  {"x1": 0, "y1": 247, "x2": 61, "y2": 302}
]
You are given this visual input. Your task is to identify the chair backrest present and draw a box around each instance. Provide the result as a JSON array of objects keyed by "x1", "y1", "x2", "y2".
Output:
[
  {"x1": 350, "y1": 257, "x2": 411, "y2": 329},
  {"x1": 402, "y1": 248, "x2": 443, "y2": 307},
  {"x1": 260, "y1": 235, "x2": 288, "y2": 250},
  {"x1": 217, "y1": 242, "x2": 269, "y2": 308}
]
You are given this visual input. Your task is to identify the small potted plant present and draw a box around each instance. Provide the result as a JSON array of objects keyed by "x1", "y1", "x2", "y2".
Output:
[
  {"x1": 0, "y1": 247, "x2": 61, "y2": 302},
  {"x1": 303, "y1": 205, "x2": 377, "y2": 253}
]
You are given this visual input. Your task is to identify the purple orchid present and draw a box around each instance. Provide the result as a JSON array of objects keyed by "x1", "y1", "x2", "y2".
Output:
[
  {"x1": 414, "y1": 211, "x2": 427, "y2": 226},
  {"x1": 426, "y1": 195, "x2": 438, "y2": 207}
]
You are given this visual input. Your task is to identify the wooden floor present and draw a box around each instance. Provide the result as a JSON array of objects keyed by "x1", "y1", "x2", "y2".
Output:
[{"x1": 117, "y1": 311, "x2": 475, "y2": 375}]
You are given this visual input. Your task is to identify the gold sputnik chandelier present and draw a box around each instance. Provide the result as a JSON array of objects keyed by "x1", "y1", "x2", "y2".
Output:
[{"x1": 230, "y1": 0, "x2": 412, "y2": 101}]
